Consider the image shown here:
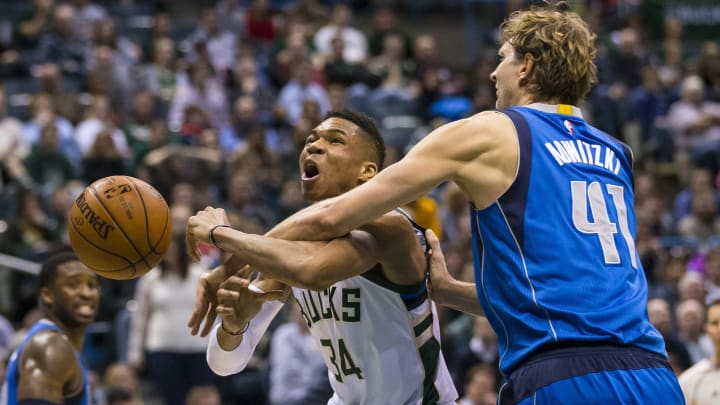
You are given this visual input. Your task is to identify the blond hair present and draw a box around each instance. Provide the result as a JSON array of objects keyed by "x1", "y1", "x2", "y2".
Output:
[{"x1": 500, "y1": 1, "x2": 597, "y2": 105}]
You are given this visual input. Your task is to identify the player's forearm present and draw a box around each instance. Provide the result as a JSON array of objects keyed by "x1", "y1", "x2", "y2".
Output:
[
  {"x1": 266, "y1": 195, "x2": 352, "y2": 241},
  {"x1": 207, "y1": 298, "x2": 284, "y2": 376},
  {"x1": 435, "y1": 279, "x2": 483, "y2": 316},
  {"x1": 212, "y1": 226, "x2": 319, "y2": 288}
]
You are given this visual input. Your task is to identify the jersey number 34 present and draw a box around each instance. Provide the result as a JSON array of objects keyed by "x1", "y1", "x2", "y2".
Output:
[{"x1": 571, "y1": 181, "x2": 638, "y2": 269}]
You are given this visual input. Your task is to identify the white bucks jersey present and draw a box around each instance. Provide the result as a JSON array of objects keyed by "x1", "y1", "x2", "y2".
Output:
[{"x1": 291, "y1": 268, "x2": 457, "y2": 405}]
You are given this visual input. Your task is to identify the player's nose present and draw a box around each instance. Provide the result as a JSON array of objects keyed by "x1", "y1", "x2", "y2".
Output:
[{"x1": 306, "y1": 140, "x2": 325, "y2": 154}]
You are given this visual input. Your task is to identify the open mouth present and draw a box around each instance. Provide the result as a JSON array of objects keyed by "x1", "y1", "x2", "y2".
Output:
[
  {"x1": 75, "y1": 303, "x2": 96, "y2": 317},
  {"x1": 302, "y1": 160, "x2": 320, "y2": 180}
]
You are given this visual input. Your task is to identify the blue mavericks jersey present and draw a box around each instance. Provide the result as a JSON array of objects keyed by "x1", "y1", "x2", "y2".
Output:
[
  {"x1": 1, "y1": 320, "x2": 89, "y2": 405},
  {"x1": 471, "y1": 104, "x2": 665, "y2": 375}
]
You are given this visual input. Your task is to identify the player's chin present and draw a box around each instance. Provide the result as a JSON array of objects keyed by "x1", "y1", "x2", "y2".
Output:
[{"x1": 301, "y1": 183, "x2": 322, "y2": 201}]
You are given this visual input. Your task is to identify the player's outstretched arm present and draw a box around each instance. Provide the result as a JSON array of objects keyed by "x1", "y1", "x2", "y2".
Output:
[
  {"x1": 16, "y1": 333, "x2": 78, "y2": 403},
  {"x1": 426, "y1": 229, "x2": 483, "y2": 316},
  {"x1": 209, "y1": 222, "x2": 382, "y2": 290}
]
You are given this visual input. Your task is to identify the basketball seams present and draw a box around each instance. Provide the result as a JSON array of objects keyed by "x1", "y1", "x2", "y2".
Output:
[
  {"x1": 126, "y1": 176, "x2": 169, "y2": 253},
  {"x1": 69, "y1": 214, "x2": 135, "y2": 274},
  {"x1": 88, "y1": 184, "x2": 153, "y2": 271}
]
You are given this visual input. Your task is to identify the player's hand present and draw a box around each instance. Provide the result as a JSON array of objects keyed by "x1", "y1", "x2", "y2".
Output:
[
  {"x1": 215, "y1": 276, "x2": 287, "y2": 333},
  {"x1": 186, "y1": 206, "x2": 231, "y2": 261},
  {"x1": 188, "y1": 259, "x2": 256, "y2": 337},
  {"x1": 188, "y1": 265, "x2": 229, "y2": 337},
  {"x1": 425, "y1": 229, "x2": 453, "y2": 305}
]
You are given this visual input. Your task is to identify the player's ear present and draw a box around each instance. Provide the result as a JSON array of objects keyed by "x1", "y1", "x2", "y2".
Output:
[
  {"x1": 520, "y1": 52, "x2": 534, "y2": 82},
  {"x1": 40, "y1": 287, "x2": 54, "y2": 307},
  {"x1": 358, "y1": 161, "x2": 378, "y2": 182}
]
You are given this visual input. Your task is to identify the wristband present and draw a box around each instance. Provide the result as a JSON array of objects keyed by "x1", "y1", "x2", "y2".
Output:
[
  {"x1": 220, "y1": 321, "x2": 249, "y2": 336},
  {"x1": 209, "y1": 225, "x2": 233, "y2": 248}
]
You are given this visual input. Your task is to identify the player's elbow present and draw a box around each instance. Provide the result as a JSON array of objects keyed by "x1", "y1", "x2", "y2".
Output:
[
  {"x1": 314, "y1": 208, "x2": 350, "y2": 239},
  {"x1": 292, "y1": 258, "x2": 335, "y2": 291}
]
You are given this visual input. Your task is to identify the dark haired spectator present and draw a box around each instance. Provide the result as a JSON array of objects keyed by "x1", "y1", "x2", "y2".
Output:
[
  {"x1": 23, "y1": 123, "x2": 76, "y2": 192},
  {"x1": 186, "y1": 7, "x2": 237, "y2": 82},
  {"x1": 314, "y1": 4, "x2": 367, "y2": 64},
  {"x1": 33, "y1": 4, "x2": 89, "y2": 78},
  {"x1": 169, "y1": 61, "x2": 228, "y2": 132}
]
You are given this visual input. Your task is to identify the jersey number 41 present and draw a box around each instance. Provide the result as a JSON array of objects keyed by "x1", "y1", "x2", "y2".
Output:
[{"x1": 571, "y1": 181, "x2": 638, "y2": 269}]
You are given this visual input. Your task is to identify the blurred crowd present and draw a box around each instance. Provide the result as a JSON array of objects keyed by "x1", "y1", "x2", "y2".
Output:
[{"x1": 0, "y1": 0, "x2": 719, "y2": 404}]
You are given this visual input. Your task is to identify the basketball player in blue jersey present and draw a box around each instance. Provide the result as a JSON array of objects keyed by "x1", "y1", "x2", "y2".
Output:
[
  {"x1": 188, "y1": 2, "x2": 685, "y2": 404},
  {"x1": 186, "y1": 110, "x2": 458, "y2": 404},
  {"x1": 1, "y1": 252, "x2": 99, "y2": 405}
]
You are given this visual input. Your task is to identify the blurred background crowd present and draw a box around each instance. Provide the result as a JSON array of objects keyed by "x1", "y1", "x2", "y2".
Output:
[{"x1": 0, "y1": 0, "x2": 719, "y2": 404}]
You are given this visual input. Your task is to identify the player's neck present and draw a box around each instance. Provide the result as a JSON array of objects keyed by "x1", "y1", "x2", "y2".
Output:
[{"x1": 43, "y1": 316, "x2": 87, "y2": 351}]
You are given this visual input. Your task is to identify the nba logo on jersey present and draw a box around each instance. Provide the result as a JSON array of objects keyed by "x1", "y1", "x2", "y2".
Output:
[{"x1": 564, "y1": 120, "x2": 574, "y2": 135}]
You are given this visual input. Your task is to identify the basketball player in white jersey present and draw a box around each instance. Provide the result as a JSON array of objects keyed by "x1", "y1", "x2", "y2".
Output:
[{"x1": 186, "y1": 109, "x2": 458, "y2": 404}]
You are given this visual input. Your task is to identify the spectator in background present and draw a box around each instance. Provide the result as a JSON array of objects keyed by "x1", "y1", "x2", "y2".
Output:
[
  {"x1": 648, "y1": 297, "x2": 693, "y2": 374},
  {"x1": 450, "y1": 316, "x2": 498, "y2": 395},
  {"x1": 99, "y1": 362, "x2": 143, "y2": 405},
  {"x1": 439, "y1": 182, "x2": 470, "y2": 247},
  {"x1": 245, "y1": 0, "x2": 277, "y2": 46},
  {"x1": 277, "y1": 59, "x2": 330, "y2": 124},
  {"x1": 287, "y1": 0, "x2": 328, "y2": 34},
  {"x1": 268, "y1": 301, "x2": 332, "y2": 405},
  {"x1": 104, "y1": 386, "x2": 137, "y2": 405},
  {"x1": 169, "y1": 61, "x2": 228, "y2": 131},
  {"x1": 677, "y1": 189, "x2": 720, "y2": 247},
  {"x1": 314, "y1": 3, "x2": 367, "y2": 64},
  {"x1": 186, "y1": 385, "x2": 222, "y2": 405},
  {"x1": 697, "y1": 41, "x2": 720, "y2": 101},
  {"x1": 219, "y1": 96, "x2": 260, "y2": 154},
  {"x1": 678, "y1": 272, "x2": 706, "y2": 303},
  {"x1": 458, "y1": 364, "x2": 498, "y2": 405},
  {"x1": 676, "y1": 299, "x2": 714, "y2": 365},
  {"x1": 23, "y1": 123, "x2": 76, "y2": 193},
  {"x1": 69, "y1": 0, "x2": 107, "y2": 43},
  {"x1": 323, "y1": 36, "x2": 379, "y2": 88},
  {"x1": 705, "y1": 246, "x2": 720, "y2": 294},
  {"x1": 367, "y1": 33, "x2": 418, "y2": 97},
  {"x1": 128, "y1": 235, "x2": 216, "y2": 405},
  {"x1": 35, "y1": 63, "x2": 84, "y2": 124},
  {"x1": 75, "y1": 95, "x2": 129, "y2": 158},
  {"x1": 23, "y1": 93, "x2": 82, "y2": 169},
  {"x1": 678, "y1": 293, "x2": 720, "y2": 404},
  {"x1": 122, "y1": 91, "x2": 158, "y2": 172},
  {"x1": 673, "y1": 167, "x2": 720, "y2": 225},
  {"x1": 367, "y1": 6, "x2": 411, "y2": 58},
  {"x1": 14, "y1": 0, "x2": 55, "y2": 50},
  {"x1": 186, "y1": 7, "x2": 237, "y2": 80},
  {"x1": 666, "y1": 75, "x2": 720, "y2": 174},
  {"x1": 81, "y1": 128, "x2": 126, "y2": 184},
  {"x1": 0, "y1": 188, "x2": 61, "y2": 260},
  {"x1": 139, "y1": 37, "x2": 180, "y2": 112},
  {"x1": 227, "y1": 54, "x2": 276, "y2": 117},
  {"x1": 139, "y1": 10, "x2": 174, "y2": 63},
  {"x1": 0, "y1": 84, "x2": 28, "y2": 161},
  {"x1": 224, "y1": 170, "x2": 278, "y2": 232},
  {"x1": 33, "y1": 4, "x2": 89, "y2": 78}
]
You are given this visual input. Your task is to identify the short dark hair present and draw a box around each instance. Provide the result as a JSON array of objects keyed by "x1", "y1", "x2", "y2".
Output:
[
  {"x1": 38, "y1": 251, "x2": 81, "y2": 290},
  {"x1": 325, "y1": 109, "x2": 386, "y2": 170}
]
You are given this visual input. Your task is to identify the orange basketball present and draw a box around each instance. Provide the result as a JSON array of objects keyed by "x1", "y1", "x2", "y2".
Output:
[{"x1": 68, "y1": 176, "x2": 172, "y2": 280}]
